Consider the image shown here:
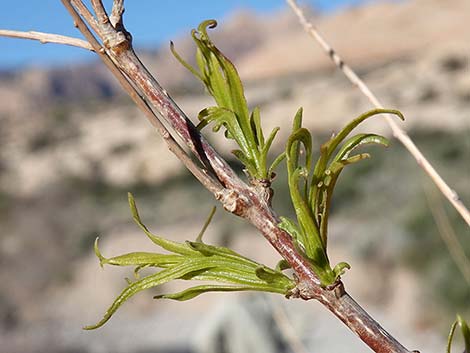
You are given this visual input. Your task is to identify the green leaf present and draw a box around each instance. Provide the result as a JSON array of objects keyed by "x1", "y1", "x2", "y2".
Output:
[
  {"x1": 278, "y1": 217, "x2": 302, "y2": 242},
  {"x1": 286, "y1": 127, "x2": 312, "y2": 175},
  {"x1": 457, "y1": 315, "x2": 470, "y2": 352},
  {"x1": 186, "y1": 265, "x2": 293, "y2": 291},
  {"x1": 332, "y1": 262, "x2": 351, "y2": 278},
  {"x1": 154, "y1": 284, "x2": 260, "y2": 301},
  {"x1": 458, "y1": 315, "x2": 470, "y2": 352},
  {"x1": 183, "y1": 266, "x2": 262, "y2": 284},
  {"x1": 173, "y1": 20, "x2": 282, "y2": 181},
  {"x1": 250, "y1": 107, "x2": 264, "y2": 147},
  {"x1": 84, "y1": 259, "x2": 217, "y2": 330},
  {"x1": 94, "y1": 237, "x2": 182, "y2": 268},
  {"x1": 317, "y1": 153, "x2": 370, "y2": 246},
  {"x1": 231, "y1": 149, "x2": 257, "y2": 176},
  {"x1": 195, "y1": 206, "x2": 216, "y2": 243},
  {"x1": 292, "y1": 107, "x2": 303, "y2": 131},
  {"x1": 255, "y1": 266, "x2": 281, "y2": 281},
  {"x1": 128, "y1": 193, "x2": 196, "y2": 256},
  {"x1": 333, "y1": 133, "x2": 389, "y2": 162},
  {"x1": 186, "y1": 241, "x2": 260, "y2": 268},
  {"x1": 279, "y1": 107, "x2": 403, "y2": 287},
  {"x1": 313, "y1": 109, "x2": 402, "y2": 180},
  {"x1": 447, "y1": 315, "x2": 470, "y2": 353},
  {"x1": 275, "y1": 259, "x2": 291, "y2": 271},
  {"x1": 260, "y1": 127, "x2": 281, "y2": 176},
  {"x1": 287, "y1": 167, "x2": 321, "y2": 258},
  {"x1": 170, "y1": 41, "x2": 203, "y2": 82},
  {"x1": 268, "y1": 151, "x2": 286, "y2": 177},
  {"x1": 324, "y1": 108, "x2": 402, "y2": 160}
]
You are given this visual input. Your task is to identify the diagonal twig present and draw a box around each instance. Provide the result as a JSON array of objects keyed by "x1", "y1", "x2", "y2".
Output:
[
  {"x1": 110, "y1": 0, "x2": 124, "y2": 27},
  {"x1": 90, "y1": 0, "x2": 109, "y2": 23},
  {"x1": 425, "y1": 189, "x2": 470, "y2": 286},
  {"x1": 267, "y1": 296, "x2": 310, "y2": 353},
  {"x1": 0, "y1": 29, "x2": 93, "y2": 51},
  {"x1": 70, "y1": 0, "x2": 101, "y2": 34},
  {"x1": 286, "y1": 0, "x2": 470, "y2": 227}
]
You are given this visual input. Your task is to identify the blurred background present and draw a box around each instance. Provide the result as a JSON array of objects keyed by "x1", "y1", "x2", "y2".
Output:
[{"x1": 0, "y1": 0, "x2": 469, "y2": 352}]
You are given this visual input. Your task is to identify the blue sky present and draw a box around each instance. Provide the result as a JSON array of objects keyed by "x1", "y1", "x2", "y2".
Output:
[{"x1": 0, "y1": 0, "x2": 370, "y2": 69}]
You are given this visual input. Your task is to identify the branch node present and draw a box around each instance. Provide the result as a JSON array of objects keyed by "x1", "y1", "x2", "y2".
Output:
[
  {"x1": 219, "y1": 189, "x2": 250, "y2": 217},
  {"x1": 296, "y1": 280, "x2": 317, "y2": 300},
  {"x1": 285, "y1": 286, "x2": 300, "y2": 299}
]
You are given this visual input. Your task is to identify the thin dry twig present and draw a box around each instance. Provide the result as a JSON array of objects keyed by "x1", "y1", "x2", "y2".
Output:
[
  {"x1": 286, "y1": 0, "x2": 470, "y2": 227},
  {"x1": 70, "y1": 0, "x2": 101, "y2": 34},
  {"x1": 90, "y1": 0, "x2": 108, "y2": 23},
  {"x1": 0, "y1": 29, "x2": 93, "y2": 51},
  {"x1": 268, "y1": 297, "x2": 310, "y2": 353},
  {"x1": 425, "y1": 189, "x2": 470, "y2": 286},
  {"x1": 110, "y1": 0, "x2": 124, "y2": 27}
]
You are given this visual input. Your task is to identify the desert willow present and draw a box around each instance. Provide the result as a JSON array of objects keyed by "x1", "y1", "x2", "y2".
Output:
[{"x1": 0, "y1": 1, "x2": 468, "y2": 352}]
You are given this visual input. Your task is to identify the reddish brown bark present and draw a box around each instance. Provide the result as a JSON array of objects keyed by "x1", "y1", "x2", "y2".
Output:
[{"x1": 61, "y1": 1, "x2": 419, "y2": 352}]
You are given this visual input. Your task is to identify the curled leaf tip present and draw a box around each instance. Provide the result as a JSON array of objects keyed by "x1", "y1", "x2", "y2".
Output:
[
  {"x1": 333, "y1": 262, "x2": 351, "y2": 278},
  {"x1": 199, "y1": 19, "x2": 217, "y2": 31},
  {"x1": 94, "y1": 237, "x2": 106, "y2": 268}
]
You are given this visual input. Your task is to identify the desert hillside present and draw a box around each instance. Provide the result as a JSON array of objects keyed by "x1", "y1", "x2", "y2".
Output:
[{"x1": 0, "y1": 1, "x2": 469, "y2": 353}]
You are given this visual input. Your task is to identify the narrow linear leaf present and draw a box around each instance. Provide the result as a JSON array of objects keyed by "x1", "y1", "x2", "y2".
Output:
[
  {"x1": 155, "y1": 283, "x2": 288, "y2": 302},
  {"x1": 276, "y1": 259, "x2": 291, "y2": 271},
  {"x1": 95, "y1": 235, "x2": 183, "y2": 268},
  {"x1": 186, "y1": 268, "x2": 278, "y2": 287},
  {"x1": 333, "y1": 133, "x2": 389, "y2": 162},
  {"x1": 231, "y1": 149, "x2": 257, "y2": 176},
  {"x1": 155, "y1": 285, "x2": 258, "y2": 301},
  {"x1": 292, "y1": 107, "x2": 303, "y2": 131},
  {"x1": 255, "y1": 266, "x2": 292, "y2": 287},
  {"x1": 332, "y1": 262, "x2": 351, "y2": 278},
  {"x1": 324, "y1": 108, "x2": 403, "y2": 162},
  {"x1": 170, "y1": 41, "x2": 203, "y2": 81},
  {"x1": 286, "y1": 128, "x2": 312, "y2": 174},
  {"x1": 268, "y1": 151, "x2": 286, "y2": 177},
  {"x1": 128, "y1": 193, "x2": 196, "y2": 256},
  {"x1": 195, "y1": 206, "x2": 216, "y2": 243},
  {"x1": 84, "y1": 259, "x2": 217, "y2": 330},
  {"x1": 250, "y1": 107, "x2": 264, "y2": 147},
  {"x1": 458, "y1": 315, "x2": 470, "y2": 352},
  {"x1": 186, "y1": 241, "x2": 260, "y2": 267}
]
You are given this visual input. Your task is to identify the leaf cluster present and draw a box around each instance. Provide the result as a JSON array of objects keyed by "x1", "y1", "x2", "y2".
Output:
[
  {"x1": 85, "y1": 193, "x2": 294, "y2": 330},
  {"x1": 278, "y1": 108, "x2": 404, "y2": 286},
  {"x1": 171, "y1": 20, "x2": 283, "y2": 181},
  {"x1": 172, "y1": 20, "x2": 405, "y2": 287},
  {"x1": 87, "y1": 20, "x2": 406, "y2": 328}
]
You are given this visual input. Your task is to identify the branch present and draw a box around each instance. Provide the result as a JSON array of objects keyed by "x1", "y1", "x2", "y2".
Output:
[
  {"x1": 268, "y1": 297, "x2": 310, "y2": 353},
  {"x1": 0, "y1": 0, "x2": 419, "y2": 351},
  {"x1": 286, "y1": 0, "x2": 470, "y2": 227},
  {"x1": 62, "y1": 0, "x2": 224, "y2": 196},
  {"x1": 0, "y1": 29, "x2": 93, "y2": 51},
  {"x1": 60, "y1": 1, "x2": 418, "y2": 351},
  {"x1": 110, "y1": 0, "x2": 124, "y2": 27}
]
